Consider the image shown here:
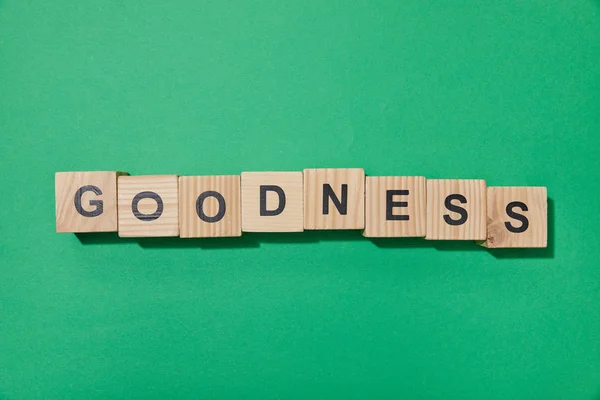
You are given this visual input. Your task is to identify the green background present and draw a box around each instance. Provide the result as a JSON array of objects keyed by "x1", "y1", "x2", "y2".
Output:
[{"x1": 1, "y1": 0, "x2": 599, "y2": 398}]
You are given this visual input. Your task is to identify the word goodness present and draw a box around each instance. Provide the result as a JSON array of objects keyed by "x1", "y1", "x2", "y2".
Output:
[{"x1": 55, "y1": 169, "x2": 547, "y2": 248}]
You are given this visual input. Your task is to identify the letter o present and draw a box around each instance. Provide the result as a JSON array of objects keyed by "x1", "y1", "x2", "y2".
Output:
[
  {"x1": 196, "y1": 191, "x2": 226, "y2": 223},
  {"x1": 131, "y1": 191, "x2": 164, "y2": 221}
]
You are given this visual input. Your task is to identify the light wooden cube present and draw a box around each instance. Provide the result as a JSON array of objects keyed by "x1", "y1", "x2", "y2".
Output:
[
  {"x1": 426, "y1": 179, "x2": 486, "y2": 240},
  {"x1": 303, "y1": 168, "x2": 365, "y2": 230},
  {"x1": 55, "y1": 171, "x2": 127, "y2": 233},
  {"x1": 117, "y1": 175, "x2": 179, "y2": 237},
  {"x1": 241, "y1": 172, "x2": 303, "y2": 232},
  {"x1": 481, "y1": 186, "x2": 547, "y2": 248},
  {"x1": 363, "y1": 176, "x2": 426, "y2": 238},
  {"x1": 179, "y1": 175, "x2": 241, "y2": 238}
]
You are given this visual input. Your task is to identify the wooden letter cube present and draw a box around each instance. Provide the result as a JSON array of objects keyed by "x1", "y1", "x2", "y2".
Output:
[
  {"x1": 55, "y1": 171, "x2": 126, "y2": 233},
  {"x1": 303, "y1": 168, "x2": 365, "y2": 230},
  {"x1": 179, "y1": 175, "x2": 241, "y2": 238},
  {"x1": 481, "y1": 186, "x2": 547, "y2": 248},
  {"x1": 426, "y1": 179, "x2": 486, "y2": 240},
  {"x1": 117, "y1": 175, "x2": 179, "y2": 237},
  {"x1": 241, "y1": 172, "x2": 303, "y2": 232},
  {"x1": 363, "y1": 176, "x2": 426, "y2": 237}
]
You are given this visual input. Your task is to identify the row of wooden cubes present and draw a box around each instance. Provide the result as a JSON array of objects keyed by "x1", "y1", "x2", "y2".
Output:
[{"x1": 55, "y1": 169, "x2": 547, "y2": 248}]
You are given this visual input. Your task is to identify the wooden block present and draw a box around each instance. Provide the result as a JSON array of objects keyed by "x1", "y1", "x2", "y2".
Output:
[
  {"x1": 241, "y1": 172, "x2": 303, "y2": 232},
  {"x1": 303, "y1": 168, "x2": 365, "y2": 230},
  {"x1": 363, "y1": 176, "x2": 426, "y2": 237},
  {"x1": 426, "y1": 179, "x2": 486, "y2": 240},
  {"x1": 55, "y1": 171, "x2": 127, "y2": 233},
  {"x1": 179, "y1": 175, "x2": 241, "y2": 238},
  {"x1": 481, "y1": 186, "x2": 547, "y2": 248},
  {"x1": 117, "y1": 175, "x2": 179, "y2": 237}
]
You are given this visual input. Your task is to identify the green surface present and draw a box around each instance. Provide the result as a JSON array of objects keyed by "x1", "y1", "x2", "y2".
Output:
[{"x1": 1, "y1": 0, "x2": 600, "y2": 398}]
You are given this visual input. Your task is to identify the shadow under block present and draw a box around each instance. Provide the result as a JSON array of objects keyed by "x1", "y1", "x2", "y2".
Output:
[
  {"x1": 426, "y1": 179, "x2": 487, "y2": 240},
  {"x1": 117, "y1": 175, "x2": 179, "y2": 237},
  {"x1": 304, "y1": 168, "x2": 365, "y2": 230},
  {"x1": 55, "y1": 171, "x2": 127, "y2": 233},
  {"x1": 363, "y1": 176, "x2": 426, "y2": 238},
  {"x1": 241, "y1": 172, "x2": 303, "y2": 232},
  {"x1": 481, "y1": 186, "x2": 547, "y2": 248},
  {"x1": 179, "y1": 175, "x2": 241, "y2": 238}
]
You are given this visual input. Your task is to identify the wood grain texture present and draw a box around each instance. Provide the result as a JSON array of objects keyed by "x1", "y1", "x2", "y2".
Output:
[
  {"x1": 117, "y1": 175, "x2": 179, "y2": 237},
  {"x1": 481, "y1": 186, "x2": 547, "y2": 248},
  {"x1": 363, "y1": 176, "x2": 426, "y2": 238},
  {"x1": 55, "y1": 171, "x2": 127, "y2": 233},
  {"x1": 303, "y1": 168, "x2": 365, "y2": 230},
  {"x1": 241, "y1": 172, "x2": 303, "y2": 232},
  {"x1": 426, "y1": 179, "x2": 486, "y2": 240},
  {"x1": 179, "y1": 175, "x2": 241, "y2": 238}
]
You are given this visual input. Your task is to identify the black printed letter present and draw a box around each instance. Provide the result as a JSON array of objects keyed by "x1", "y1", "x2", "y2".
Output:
[
  {"x1": 505, "y1": 201, "x2": 529, "y2": 233},
  {"x1": 132, "y1": 191, "x2": 163, "y2": 221},
  {"x1": 196, "y1": 191, "x2": 226, "y2": 223},
  {"x1": 74, "y1": 185, "x2": 104, "y2": 217},
  {"x1": 443, "y1": 194, "x2": 468, "y2": 226},
  {"x1": 260, "y1": 185, "x2": 286, "y2": 216},
  {"x1": 386, "y1": 190, "x2": 409, "y2": 221},
  {"x1": 323, "y1": 184, "x2": 348, "y2": 215}
]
